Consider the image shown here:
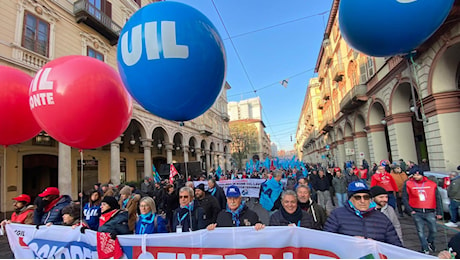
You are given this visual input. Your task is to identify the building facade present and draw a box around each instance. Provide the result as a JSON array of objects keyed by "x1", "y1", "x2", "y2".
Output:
[
  {"x1": 228, "y1": 97, "x2": 271, "y2": 162},
  {"x1": 296, "y1": 0, "x2": 460, "y2": 172},
  {"x1": 0, "y1": 0, "x2": 231, "y2": 213}
]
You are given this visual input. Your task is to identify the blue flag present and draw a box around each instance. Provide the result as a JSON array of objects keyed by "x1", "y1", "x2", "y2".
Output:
[{"x1": 152, "y1": 164, "x2": 161, "y2": 183}]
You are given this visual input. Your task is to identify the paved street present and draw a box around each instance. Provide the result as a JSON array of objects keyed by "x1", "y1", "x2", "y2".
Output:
[{"x1": 0, "y1": 216, "x2": 458, "y2": 258}]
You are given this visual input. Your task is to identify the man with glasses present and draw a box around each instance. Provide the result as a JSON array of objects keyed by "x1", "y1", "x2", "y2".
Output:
[
  {"x1": 171, "y1": 187, "x2": 205, "y2": 233},
  {"x1": 402, "y1": 167, "x2": 442, "y2": 254},
  {"x1": 324, "y1": 181, "x2": 402, "y2": 247}
]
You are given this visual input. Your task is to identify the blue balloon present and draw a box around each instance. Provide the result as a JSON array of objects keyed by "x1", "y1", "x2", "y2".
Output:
[
  {"x1": 117, "y1": 2, "x2": 226, "y2": 121},
  {"x1": 339, "y1": 0, "x2": 454, "y2": 57}
]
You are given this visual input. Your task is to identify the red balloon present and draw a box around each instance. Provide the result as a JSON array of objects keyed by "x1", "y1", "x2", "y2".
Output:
[
  {"x1": 0, "y1": 66, "x2": 41, "y2": 146},
  {"x1": 29, "y1": 55, "x2": 133, "y2": 149}
]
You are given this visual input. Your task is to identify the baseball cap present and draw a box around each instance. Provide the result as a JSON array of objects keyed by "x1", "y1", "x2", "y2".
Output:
[
  {"x1": 347, "y1": 181, "x2": 370, "y2": 198},
  {"x1": 38, "y1": 187, "x2": 60, "y2": 197},
  {"x1": 226, "y1": 185, "x2": 241, "y2": 198},
  {"x1": 12, "y1": 194, "x2": 31, "y2": 204}
]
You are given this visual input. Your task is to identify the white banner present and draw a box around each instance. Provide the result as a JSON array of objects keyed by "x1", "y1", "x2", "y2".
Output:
[
  {"x1": 5, "y1": 224, "x2": 434, "y2": 259},
  {"x1": 194, "y1": 179, "x2": 288, "y2": 198}
]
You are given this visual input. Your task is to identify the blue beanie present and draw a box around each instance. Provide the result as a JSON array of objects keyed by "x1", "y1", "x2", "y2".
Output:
[{"x1": 409, "y1": 166, "x2": 423, "y2": 176}]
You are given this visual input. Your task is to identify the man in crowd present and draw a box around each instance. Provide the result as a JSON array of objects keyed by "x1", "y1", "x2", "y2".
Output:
[
  {"x1": 311, "y1": 169, "x2": 333, "y2": 214},
  {"x1": 446, "y1": 171, "x2": 460, "y2": 227},
  {"x1": 296, "y1": 185, "x2": 326, "y2": 230},
  {"x1": 34, "y1": 187, "x2": 72, "y2": 225},
  {"x1": 260, "y1": 170, "x2": 283, "y2": 212},
  {"x1": 371, "y1": 165, "x2": 398, "y2": 209},
  {"x1": 370, "y1": 186, "x2": 403, "y2": 245},
  {"x1": 194, "y1": 183, "x2": 221, "y2": 226},
  {"x1": 324, "y1": 181, "x2": 402, "y2": 247},
  {"x1": 390, "y1": 165, "x2": 408, "y2": 217},
  {"x1": 402, "y1": 167, "x2": 442, "y2": 254},
  {"x1": 207, "y1": 178, "x2": 227, "y2": 210},
  {"x1": 207, "y1": 185, "x2": 264, "y2": 230},
  {"x1": 1, "y1": 194, "x2": 34, "y2": 225}
]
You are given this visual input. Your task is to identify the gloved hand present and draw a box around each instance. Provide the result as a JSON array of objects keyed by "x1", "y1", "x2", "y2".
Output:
[
  {"x1": 80, "y1": 226, "x2": 88, "y2": 234},
  {"x1": 109, "y1": 232, "x2": 117, "y2": 240}
]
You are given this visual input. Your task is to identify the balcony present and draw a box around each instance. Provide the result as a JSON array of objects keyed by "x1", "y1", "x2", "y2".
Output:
[
  {"x1": 324, "y1": 46, "x2": 332, "y2": 66},
  {"x1": 319, "y1": 119, "x2": 334, "y2": 133},
  {"x1": 198, "y1": 124, "x2": 213, "y2": 136},
  {"x1": 321, "y1": 81, "x2": 331, "y2": 100},
  {"x1": 317, "y1": 101, "x2": 324, "y2": 110},
  {"x1": 332, "y1": 63, "x2": 345, "y2": 82},
  {"x1": 221, "y1": 112, "x2": 230, "y2": 122},
  {"x1": 223, "y1": 134, "x2": 232, "y2": 143},
  {"x1": 339, "y1": 84, "x2": 368, "y2": 113},
  {"x1": 74, "y1": 0, "x2": 122, "y2": 45}
]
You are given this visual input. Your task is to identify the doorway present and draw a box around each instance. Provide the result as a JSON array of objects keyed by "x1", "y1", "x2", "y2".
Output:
[{"x1": 23, "y1": 154, "x2": 58, "y2": 203}]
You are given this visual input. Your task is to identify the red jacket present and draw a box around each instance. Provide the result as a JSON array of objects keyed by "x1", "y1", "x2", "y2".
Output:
[{"x1": 371, "y1": 173, "x2": 398, "y2": 192}]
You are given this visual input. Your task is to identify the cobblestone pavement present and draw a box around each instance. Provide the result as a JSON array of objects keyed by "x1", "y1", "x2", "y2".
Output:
[{"x1": 0, "y1": 216, "x2": 458, "y2": 258}]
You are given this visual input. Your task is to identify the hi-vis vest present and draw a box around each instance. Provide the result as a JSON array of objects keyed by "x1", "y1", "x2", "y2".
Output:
[
  {"x1": 406, "y1": 177, "x2": 436, "y2": 209},
  {"x1": 11, "y1": 208, "x2": 34, "y2": 224}
]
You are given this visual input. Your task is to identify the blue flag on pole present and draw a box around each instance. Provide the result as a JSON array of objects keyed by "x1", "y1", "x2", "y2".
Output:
[{"x1": 152, "y1": 164, "x2": 161, "y2": 183}]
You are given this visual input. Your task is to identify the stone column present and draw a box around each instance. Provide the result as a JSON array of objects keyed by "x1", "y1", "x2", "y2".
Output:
[
  {"x1": 336, "y1": 140, "x2": 345, "y2": 168},
  {"x1": 343, "y1": 136, "x2": 354, "y2": 162},
  {"x1": 353, "y1": 131, "x2": 370, "y2": 165},
  {"x1": 165, "y1": 143, "x2": 173, "y2": 164},
  {"x1": 367, "y1": 124, "x2": 388, "y2": 164},
  {"x1": 142, "y1": 139, "x2": 153, "y2": 178},
  {"x1": 205, "y1": 150, "x2": 211, "y2": 173},
  {"x1": 195, "y1": 148, "x2": 202, "y2": 162},
  {"x1": 58, "y1": 142, "x2": 72, "y2": 196},
  {"x1": 110, "y1": 137, "x2": 122, "y2": 186},
  {"x1": 183, "y1": 145, "x2": 189, "y2": 163},
  {"x1": 387, "y1": 113, "x2": 417, "y2": 163}
]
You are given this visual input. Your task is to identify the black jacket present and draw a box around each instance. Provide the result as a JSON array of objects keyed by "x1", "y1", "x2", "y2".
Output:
[
  {"x1": 171, "y1": 202, "x2": 206, "y2": 232},
  {"x1": 195, "y1": 194, "x2": 221, "y2": 226},
  {"x1": 269, "y1": 208, "x2": 315, "y2": 229},
  {"x1": 208, "y1": 185, "x2": 227, "y2": 210},
  {"x1": 98, "y1": 210, "x2": 131, "y2": 236},
  {"x1": 215, "y1": 204, "x2": 260, "y2": 227}
]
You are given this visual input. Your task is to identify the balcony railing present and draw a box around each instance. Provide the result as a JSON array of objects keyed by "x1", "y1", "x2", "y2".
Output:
[
  {"x1": 221, "y1": 112, "x2": 230, "y2": 122},
  {"x1": 74, "y1": 0, "x2": 122, "y2": 45},
  {"x1": 332, "y1": 63, "x2": 345, "y2": 82},
  {"x1": 339, "y1": 84, "x2": 368, "y2": 113},
  {"x1": 198, "y1": 124, "x2": 213, "y2": 136},
  {"x1": 11, "y1": 44, "x2": 49, "y2": 70},
  {"x1": 321, "y1": 81, "x2": 331, "y2": 100}
]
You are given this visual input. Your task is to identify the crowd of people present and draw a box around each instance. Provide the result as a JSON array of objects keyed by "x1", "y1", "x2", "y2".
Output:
[{"x1": 2, "y1": 157, "x2": 460, "y2": 257}]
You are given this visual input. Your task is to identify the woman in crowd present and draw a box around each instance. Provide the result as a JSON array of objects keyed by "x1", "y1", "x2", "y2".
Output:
[
  {"x1": 83, "y1": 189, "x2": 101, "y2": 230},
  {"x1": 135, "y1": 197, "x2": 168, "y2": 234},
  {"x1": 269, "y1": 190, "x2": 315, "y2": 228},
  {"x1": 61, "y1": 203, "x2": 85, "y2": 227},
  {"x1": 98, "y1": 196, "x2": 130, "y2": 237},
  {"x1": 118, "y1": 186, "x2": 141, "y2": 232}
]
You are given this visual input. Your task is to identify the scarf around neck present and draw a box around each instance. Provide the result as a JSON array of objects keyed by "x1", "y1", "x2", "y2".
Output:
[
  {"x1": 226, "y1": 201, "x2": 245, "y2": 227},
  {"x1": 280, "y1": 206, "x2": 303, "y2": 225},
  {"x1": 348, "y1": 200, "x2": 376, "y2": 218}
]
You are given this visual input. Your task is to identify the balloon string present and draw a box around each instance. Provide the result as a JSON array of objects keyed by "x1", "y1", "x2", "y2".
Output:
[
  {"x1": 3, "y1": 146, "x2": 6, "y2": 222},
  {"x1": 408, "y1": 55, "x2": 427, "y2": 122},
  {"x1": 79, "y1": 149, "x2": 84, "y2": 222}
]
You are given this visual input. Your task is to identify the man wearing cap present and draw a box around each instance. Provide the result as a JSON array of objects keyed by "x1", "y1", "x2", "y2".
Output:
[
  {"x1": 370, "y1": 186, "x2": 403, "y2": 245},
  {"x1": 194, "y1": 183, "x2": 221, "y2": 226},
  {"x1": 1, "y1": 194, "x2": 34, "y2": 225},
  {"x1": 34, "y1": 187, "x2": 72, "y2": 225},
  {"x1": 402, "y1": 167, "x2": 442, "y2": 254},
  {"x1": 207, "y1": 185, "x2": 264, "y2": 231},
  {"x1": 324, "y1": 181, "x2": 402, "y2": 247}
]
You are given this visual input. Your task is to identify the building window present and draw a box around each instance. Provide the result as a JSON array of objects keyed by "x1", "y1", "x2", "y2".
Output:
[
  {"x1": 88, "y1": 0, "x2": 102, "y2": 19},
  {"x1": 87, "y1": 47, "x2": 104, "y2": 61},
  {"x1": 134, "y1": 0, "x2": 142, "y2": 7},
  {"x1": 22, "y1": 12, "x2": 49, "y2": 57}
]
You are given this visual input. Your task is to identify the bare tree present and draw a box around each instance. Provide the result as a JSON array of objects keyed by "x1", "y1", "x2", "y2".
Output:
[{"x1": 230, "y1": 122, "x2": 258, "y2": 170}]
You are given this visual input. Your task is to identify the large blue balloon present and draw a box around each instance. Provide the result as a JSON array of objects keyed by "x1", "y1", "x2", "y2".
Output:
[
  {"x1": 117, "y1": 1, "x2": 226, "y2": 121},
  {"x1": 339, "y1": 0, "x2": 455, "y2": 57}
]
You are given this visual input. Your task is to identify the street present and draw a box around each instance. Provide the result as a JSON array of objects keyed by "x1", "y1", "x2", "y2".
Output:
[{"x1": 0, "y1": 216, "x2": 457, "y2": 258}]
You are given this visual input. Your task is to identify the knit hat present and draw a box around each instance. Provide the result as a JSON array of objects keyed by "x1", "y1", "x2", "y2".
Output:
[
  {"x1": 409, "y1": 166, "x2": 424, "y2": 176},
  {"x1": 101, "y1": 196, "x2": 120, "y2": 210},
  {"x1": 61, "y1": 203, "x2": 81, "y2": 220},
  {"x1": 195, "y1": 183, "x2": 205, "y2": 192},
  {"x1": 370, "y1": 186, "x2": 387, "y2": 198},
  {"x1": 347, "y1": 181, "x2": 370, "y2": 198},
  {"x1": 119, "y1": 186, "x2": 132, "y2": 196}
]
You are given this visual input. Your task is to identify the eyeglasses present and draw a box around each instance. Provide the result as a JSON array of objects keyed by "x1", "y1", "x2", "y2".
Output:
[
  {"x1": 352, "y1": 194, "x2": 371, "y2": 201},
  {"x1": 179, "y1": 195, "x2": 189, "y2": 199},
  {"x1": 139, "y1": 204, "x2": 149, "y2": 208}
]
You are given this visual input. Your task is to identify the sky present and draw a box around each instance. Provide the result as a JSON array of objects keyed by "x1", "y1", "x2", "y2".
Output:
[{"x1": 170, "y1": 0, "x2": 334, "y2": 151}]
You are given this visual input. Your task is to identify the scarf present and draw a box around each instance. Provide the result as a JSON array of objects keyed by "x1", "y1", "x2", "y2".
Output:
[
  {"x1": 43, "y1": 196, "x2": 62, "y2": 213},
  {"x1": 208, "y1": 187, "x2": 217, "y2": 196},
  {"x1": 137, "y1": 212, "x2": 155, "y2": 234},
  {"x1": 348, "y1": 200, "x2": 376, "y2": 218},
  {"x1": 177, "y1": 201, "x2": 194, "y2": 224},
  {"x1": 280, "y1": 206, "x2": 303, "y2": 226},
  {"x1": 225, "y1": 201, "x2": 245, "y2": 227},
  {"x1": 99, "y1": 209, "x2": 119, "y2": 227},
  {"x1": 122, "y1": 198, "x2": 129, "y2": 209}
]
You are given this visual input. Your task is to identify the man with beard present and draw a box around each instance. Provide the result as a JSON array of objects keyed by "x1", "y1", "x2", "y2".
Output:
[
  {"x1": 34, "y1": 187, "x2": 72, "y2": 225},
  {"x1": 295, "y1": 185, "x2": 326, "y2": 230},
  {"x1": 1, "y1": 194, "x2": 34, "y2": 225},
  {"x1": 207, "y1": 185, "x2": 264, "y2": 230},
  {"x1": 194, "y1": 183, "x2": 221, "y2": 226},
  {"x1": 370, "y1": 185, "x2": 403, "y2": 245}
]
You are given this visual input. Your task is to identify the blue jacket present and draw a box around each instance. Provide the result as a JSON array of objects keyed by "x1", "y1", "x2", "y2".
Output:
[
  {"x1": 324, "y1": 202, "x2": 402, "y2": 247},
  {"x1": 135, "y1": 213, "x2": 168, "y2": 234},
  {"x1": 36, "y1": 195, "x2": 72, "y2": 225},
  {"x1": 83, "y1": 202, "x2": 101, "y2": 231}
]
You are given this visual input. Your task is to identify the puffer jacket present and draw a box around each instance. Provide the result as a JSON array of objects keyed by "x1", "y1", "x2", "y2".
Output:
[
  {"x1": 324, "y1": 202, "x2": 402, "y2": 247},
  {"x1": 37, "y1": 195, "x2": 72, "y2": 225},
  {"x1": 269, "y1": 208, "x2": 315, "y2": 228}
]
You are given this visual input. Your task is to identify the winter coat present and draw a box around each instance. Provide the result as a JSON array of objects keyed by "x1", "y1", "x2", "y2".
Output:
[
  {"x1": 312, "y1": 176, "x2": 330, "y2": 192},
  {"x1": 345, "y1": 173, "x2": 360, "y2": 187},
  {"x1": 324, "y1": 203, "x2": 402, "y2": 247},
  {"x1": 215, "y1": 204, "x2": 260, "y2": 227},
  {"x1": 83, "y1": 202, "x2": 101, "y2": 231},
  {"x1": 208, "y1": 185, "x2": 227, "y2": 210},
  {"x1": 11, "y1": 205, "x2": 35, "y2": 224},
  {"x1": 448, "y1": 176, "x2": 460, "y2": 201},
  {"x1": 332, "y1": 176, "x2": 348, "y2": 194},
  {"x1": 298, "y1": 199, "x2": 327, "y2": 230},
  {"x1": 98, "y1": 210, "x2": 131, "y2": 236},
  {"x1": 135, "y1": 213, "x2": 168, "y2": 234},
  {"x1": 269, "y1": 208, "x2": 315, "y2": 228},
  {"x1": 119, "y1": 194, "x2": 141, "y2": 232},
  {"x1": 36, "y1": 195, "x2": 72, "y2": 225},
  {"x1": 390, "y1": 172, "x2": 408, "y2": 194},
  {"x1": 171, "y1": 203, "x2": 206, "y2": 232},
  {"x1": 195, "y1": 193, "x2": 221, "y2": 226},
  {"x1": 379, "y1": 204, "x2": 404, "y2": 245}
]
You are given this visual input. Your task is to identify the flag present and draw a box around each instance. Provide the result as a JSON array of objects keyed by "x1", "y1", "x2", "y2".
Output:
[
  {"x1": 216, "y1": 165, "x2": 222, "y2": 176},
  {"x1": 270, "y1": 160, "x2": 276, "y2": 171},
  {"x1": 280, "y1": 79, "x2": 288, "y2": 88},
  {"x1": 169, "y1": 164, "x2": 179, "y2": 184},
  {"x1": 152, "y1": 164, "x2": 161, "y2": 183}
]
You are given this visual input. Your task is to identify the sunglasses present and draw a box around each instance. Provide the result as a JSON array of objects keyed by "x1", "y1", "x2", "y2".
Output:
[
  {"x1": 352, "y1": 194, "x2": 371, "y2": 201},
  {"x1": 179, "y1": 195, "x2": 189, "y2": 199}
]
